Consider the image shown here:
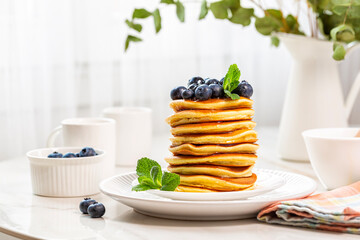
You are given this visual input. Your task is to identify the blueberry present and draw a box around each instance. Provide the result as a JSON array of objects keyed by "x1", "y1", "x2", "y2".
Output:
[
  {"x1": 87, "y1": 202, "x2": 105, "y2": 218},
  {"x1": 234, "y1": 80, "x2": 253, "y2": 98},
  {"x1": 188, "y1": 83, "x2": 198, "y2": 92},
  {"x1": 205, "y1": 79, "x2": 219, "y2": 85},
  {"x1": 48, "y1": 152, "x2": 63, "y2": 158},
  {"x1": 182, "y1": 89, "x2": 194, "y2": 99},
  {"x1": 170, "y1": 86, "x2": 187, "y2": 100},
  {"x1": 79, "y1": 198, "x2": 96, "y2": 214},
  {"x1": 188, "y1": 77, "x2": 204, "y2": 86},
  {"x1": 63, "y1": 153, "x2": 77, "y2": 158},
  {"x1": 79, "y1": 147, "x2": 97, "y2": 157},
  {"x1": 219, "y1": 77, "x2": 225, "y2": 85},
  {"x1": 76, "y1": 153, "x2": 80, "y2": 157},
  {"x1": 195, "y1": 84, "x2": 213, "y2": 101},
  {"x1": 209, "y1": 84, "x2": 223, "y2": 98}
]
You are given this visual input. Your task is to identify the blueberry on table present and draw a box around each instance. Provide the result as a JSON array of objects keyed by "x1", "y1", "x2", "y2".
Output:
[
  {"x1": 195, "y1": 84, "x2": 213, "y2": 101},
  {"x1": 48, "y1": 152, "x2": 63, "y2": 158},
  {"x1": 87, "y1": 202, "x2": 106, "y2": 218},
  {"x1": 209, "y1": 84, "x2": 223, "y2": 98},
  {"x1": 188, "y1": 83, "x2": 198, "y2": 92},
  {"x1": 170, "y1": 86, "x2": 186, "y2": 100},
  {"x1": 76, "y1": 153, "x2": 80, "y2": 157},
  {"x1": 63, "y1": 153, "x2": 77, "y2": 158},
  {"x1": 79, "y1": 147, "x2": 97, "y2": 157},
  {"x1": 79, "y1": 198, "x2": 96, "y2": 214},
  {"x1": 205, "y1": 79, "x2": 219, "y2": 85},
  {"x1": 182, "y1": 89, "x2": 194, "y2": 99},
  {"x1": 188, "y1": 77, "x2": 203, "y2": 86},
  {"x1": 234, "y1": 80, "x2": 253, "y2": 98}
]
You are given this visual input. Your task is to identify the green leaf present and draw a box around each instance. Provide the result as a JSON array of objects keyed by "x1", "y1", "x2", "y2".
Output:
[
  {"x1": 132, "y1": 184, "x2": 152, "y2": 192},
  {"x1": 125, "y1": 20, "x2": 142, "y2": 32},
  {"x1": 132, "y1": 8, "x2": 152, "y2": 19},
  {"x1": 150, "y1": 166, "x2": 162, "y2": 186},
  {"x1": 229, "y1": 7, "x2": 254, "y2": 26},
  {"x1": 330, "y1": 24, "x2": 355, "y2": 42},
  {"x1": 223, "y1": 63, "x2": 241, "y2": 92},
  {"x1": 160, "y1": 172, "x2": 180, "y2": 191},
  {"x1": 265, "y1": 9, "x2": 283, "y2": 21},
  {"x1": 285, "y1": 15, "x2": 296, "y2": 30},
  {"x1": 199, "y1": 0, "x2": 209, "y2": 20},
  {"x1": 271, "y1": 36, "x2": 280, "y2": 47},
  {"x1": 224, "y1": 89, "x2": 240, "y2": 100},
  {"x1": 153, "y1": 9, "x2": 162, "y2": 33},
  {"x1": 210, "y1": 1, "x2": 228, "y2": 19},
  {"x1": 124, "y1": 35, "x2": 142, "y2": 51},
  {"x1": 136, "y1": 157, "x2": 162, "y2": 179},
  {"x1": 161, "y1": 0, "x2": 175, "y2": 4},
  {"x1": 332, "y1": 43, "x2": 346, "y2": 60},
  {"x1": 176, "y1": 1, "x2": 185, "y2": 22},
  {"x1": 255, "y1": 16, "x2": 281, "y2": 35}
]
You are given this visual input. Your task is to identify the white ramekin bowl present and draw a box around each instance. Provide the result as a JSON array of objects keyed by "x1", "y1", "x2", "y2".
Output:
[
  {"x1": 303, "y1": 128, "x2": 360, "y2": 190},
  {"x1": 27, "y1": 147, "x2": 105, "y2": 197}
]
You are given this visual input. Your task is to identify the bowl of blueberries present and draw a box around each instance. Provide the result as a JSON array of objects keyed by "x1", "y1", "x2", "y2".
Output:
[{"x1": 27, "y1": 147, "x2": 105, "y2": 197}]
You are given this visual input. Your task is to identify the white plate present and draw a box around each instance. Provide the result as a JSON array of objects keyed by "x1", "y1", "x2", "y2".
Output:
[
  {"x1": 99, "y1": 169, "x2": 317, "y2": 220},
  {"x1": 131, "y1": 170, "x2": 285, "y2": 201}
]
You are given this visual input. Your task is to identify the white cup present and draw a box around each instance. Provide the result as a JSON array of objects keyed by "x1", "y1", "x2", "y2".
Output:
[
  {"x1": 47, "y1": 118, "x2": 116, "y2": 178},
  {"x1": 303, "y1": 128, "x2": 360, "y2": 190},
  {"x1": 102, "y1": 107, "x2": 152, "y2": 166}
]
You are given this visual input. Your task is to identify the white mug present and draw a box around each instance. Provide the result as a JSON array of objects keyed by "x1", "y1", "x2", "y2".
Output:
[
  {"x1": 303, "y1": 128, "x2": 360, "y2": 190},
  {"x1": 102, "y1": 107, "x2": 152, "y2": 166},
  {"x1": 47, "y1": 118, "x2": 116, "y2": 178}
]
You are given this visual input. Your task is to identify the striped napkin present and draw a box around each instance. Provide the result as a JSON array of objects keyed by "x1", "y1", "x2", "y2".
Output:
[{"x1": 257, "y1": 181, "x2": 360, "y2": 234}]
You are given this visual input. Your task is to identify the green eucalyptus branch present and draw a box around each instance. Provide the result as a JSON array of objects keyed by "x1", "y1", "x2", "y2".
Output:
[{"x1": 124, "y1": 0, "x2": 360, "y2": 61}]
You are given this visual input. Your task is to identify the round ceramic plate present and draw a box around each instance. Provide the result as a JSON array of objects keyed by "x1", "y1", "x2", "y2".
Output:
[
  {"x1": 99, "y1": 169, "x2": 317, "y2": 220},
  {"x1": 131, "y1": 170, "x2": 285, "y2": 201}
]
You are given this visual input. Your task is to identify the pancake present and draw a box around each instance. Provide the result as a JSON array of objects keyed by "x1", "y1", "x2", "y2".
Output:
[
  {"x1": 166, "y1": 108, "x2": 255, "y2": 127},
  {"x1": 165, "y1": 153, "x2": 257, "y2": 166},
  {"x1": 175, "y1": 185, "x2": 255, "y2": 192},
  {"x1": 169, "y1": 143, "x2": 259, "y2": 155},
  {"x1": 179, "y1": 173, "x2": 257, "y2": 191},
  {"x1": 170, "y1": 129, "x2": 257, "y2": 146},
  {"x1": 171, "y1": 120, "x2": 256, "y2": 135},
  {"x1": 170, "y1": 98, "x2": 253, "y2": 112},
  {"x1": 168, "y1": 164, "x2": 254, "y2": 177}
]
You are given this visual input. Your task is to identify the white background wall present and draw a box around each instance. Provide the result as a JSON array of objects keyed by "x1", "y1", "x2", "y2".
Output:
[{"x1": 0, "y1": 0, "x2": 359, "y2": 160}]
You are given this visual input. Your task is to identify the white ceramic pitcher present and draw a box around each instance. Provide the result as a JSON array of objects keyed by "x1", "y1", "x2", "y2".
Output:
[{"x1": 277, "y1": 33, "x2": 360, "y2": 161}]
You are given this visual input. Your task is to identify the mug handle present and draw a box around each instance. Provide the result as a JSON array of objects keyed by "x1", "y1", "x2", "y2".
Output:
[{"x1": 47, "y1": 126, "x2": 62, "y2": 147}]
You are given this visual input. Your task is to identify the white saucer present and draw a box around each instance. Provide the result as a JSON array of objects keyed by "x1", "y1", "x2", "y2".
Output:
[
  {"x1": 131, "y1": 170, "x2": 285, "y2": 201},
  {"x1": 99, "y1": 169, "x2": 317, "y2": 220}
]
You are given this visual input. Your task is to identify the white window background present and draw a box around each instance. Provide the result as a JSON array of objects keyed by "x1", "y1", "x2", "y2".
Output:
[{"x1": 0, "y1": 0, "x2": 359, "y2": 160}]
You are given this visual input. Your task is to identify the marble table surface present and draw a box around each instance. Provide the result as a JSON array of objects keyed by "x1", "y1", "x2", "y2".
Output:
[{"x1": 0, "y1": 128, "x2": 358, "y2": 240}]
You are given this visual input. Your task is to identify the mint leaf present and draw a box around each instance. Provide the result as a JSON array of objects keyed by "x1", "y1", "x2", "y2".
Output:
[
  {"x1": 199, "y1": 0, "x2": 208, "y2": 20},
  {"x1": 132, "y1": 8, "x2": 152, "y2": 19},
  {"x1": 125, "y1": 20, "x2": 142, "y2": 32},
  {"x1": 132, "y1": 184, "x2": 152, "y2": 192},
  {"x1": 161, "y1": 172, "x2": 180, "y2": 191},
  {"x1": 176, "y1": 1, "x2": 185, "y2": 22},
  {"x1": 136, "y1": 157, "x2": 161, "y2": 179},
  {"x1": 224, "y1": 89, "x2": 240, "y2": 100},
  {"x1": 150, "y1": 166, "x2": 162, "y2": 186},
  {"x1": 153, "y1": 9, "x2": 162, "y2": 33},
  {"x1": 223, "y1": 64, "x2": 240, "y2": 92}
]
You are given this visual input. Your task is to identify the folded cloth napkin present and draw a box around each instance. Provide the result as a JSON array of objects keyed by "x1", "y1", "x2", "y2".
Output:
[{"x1": 257, "y1": 181, "x2": 360, "y2": 234}]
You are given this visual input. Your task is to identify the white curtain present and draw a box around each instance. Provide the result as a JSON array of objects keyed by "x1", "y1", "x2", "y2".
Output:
[{"x1": 1, "y1": 0, "x2": 359, "y2": 160}]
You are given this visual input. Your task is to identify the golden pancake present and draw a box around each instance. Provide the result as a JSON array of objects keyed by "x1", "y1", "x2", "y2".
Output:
[
  {"x1": 168, "y1": 164, "x2": 254, "y2": 177},
  {"x1": 171, "y1": 120, "x2": 256, "y2": 135},
  {"x1": 175, "y1": 185, "x2": 255, "y2": 192},
  {"x1": 179, "y1": 173, "x2": 257, "y2": 191},
  {"x1": 165, "y1": 153, "x2": 257, "y2": 166},
  {"x1": 170, "y1": 129, "x2": 257, "y2": 146},
  {"x1": 169, "y1": 143, "x2": 259, "y2": 155},
  {"x1": 166, "y1": 108, "x2": 255, "y2": 127},
  {"x1": 170, "y1": 98, "x2": 253, "y2": 112}
]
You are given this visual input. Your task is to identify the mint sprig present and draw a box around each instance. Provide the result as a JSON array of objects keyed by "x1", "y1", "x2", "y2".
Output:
[
  {"x1": 132, "y1": 157, "x2": 180, "y2": 192},
  {"x1": 223, "y1": 64, "x2": 241, "y2": 100}
]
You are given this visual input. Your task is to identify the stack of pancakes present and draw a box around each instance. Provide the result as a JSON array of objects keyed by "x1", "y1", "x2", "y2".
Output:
[{"x1": 165, "y1": 98, "x2": 259, "y2": 192}]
